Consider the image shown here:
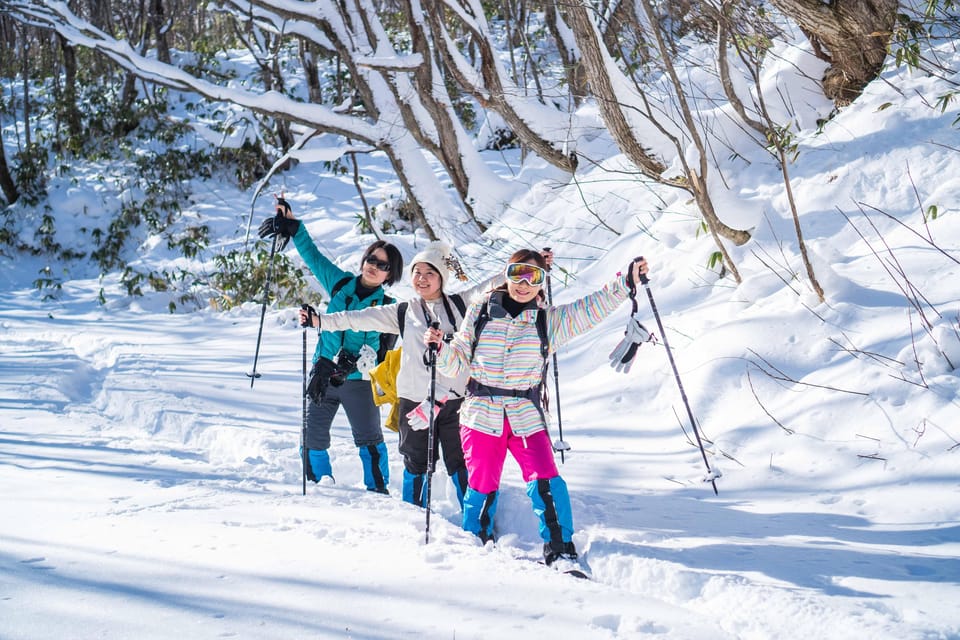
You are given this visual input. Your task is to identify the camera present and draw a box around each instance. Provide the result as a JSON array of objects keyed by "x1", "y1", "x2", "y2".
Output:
[{"x1": 329, "y1": 349, "x2": 359, "y2": 386}]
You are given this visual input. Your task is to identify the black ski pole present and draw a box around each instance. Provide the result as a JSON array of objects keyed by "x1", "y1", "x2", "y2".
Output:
[
  {"x1": 247, "y1": 233, "x2": 279, "y2": 386},
  {"x1": 300, "y1": 304, "x2": 311, "y2": 496},
  {"x1": 635, "y1": 259, "x2": 719, "y2": 495},
  {"x1": 542, "y1": 247, "x2": 568, "y2": 463},
  {"x1": 424, "y1": 321, "x2": 440, "y2": 544}
]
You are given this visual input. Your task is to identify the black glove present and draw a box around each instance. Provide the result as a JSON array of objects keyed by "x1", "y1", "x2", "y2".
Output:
[
  {"x1": 257, "y1": 201, "x2": 300, "y2": 250},
  {"x1": 306, "y1": 357, "x2": 337, "y2": 403}
]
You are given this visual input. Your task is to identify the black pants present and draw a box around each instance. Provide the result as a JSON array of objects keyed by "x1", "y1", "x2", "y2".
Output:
[{"x1": 397, "y1": 396, "x2": 465, "y2": 475}]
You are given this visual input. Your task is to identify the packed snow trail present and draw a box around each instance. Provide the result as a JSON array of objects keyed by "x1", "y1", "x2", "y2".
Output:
[{"x1": 2, "y1": 289, "x2": 957, "y2": 639}]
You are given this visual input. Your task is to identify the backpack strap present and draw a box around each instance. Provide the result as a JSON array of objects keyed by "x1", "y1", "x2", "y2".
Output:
[
  {"x1": 375, "y1": 300, "x2": 400, "y2": 363},
  {"x1": 375, "y1": 296, "x2": 401, "y2": 363},
  {"x1": 535, "y1": 308, "x2": 551, "y2": 411},
  {"x1": 449, "y1": 293, "x2": 467, "y2": 317},
  {"x1": 330, "y1": 275, "x2": 353, "y2": 298},
  {"x1": 469, "y1": 298, "x2": 491, "y2": 361},
  {"x1": 396, "y1": 301, "x2": 409, "y2": 336},
  {"x1": 535, "y1": 307, "x2": 550, "y2": 359},
  {"x1": 333, "y1": 275, "x2": 397, "y2": 362},
  {"x1": 325, "y1": 275, "x2": 355, "y2": 352},
  {"x1": 437, "y1": 292, "x2": 467, "y2": 329}
]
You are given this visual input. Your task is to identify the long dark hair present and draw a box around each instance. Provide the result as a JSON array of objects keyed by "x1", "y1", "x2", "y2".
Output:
[{"x1": 362, "y1": 240, "x2": 404, "y2": 286}]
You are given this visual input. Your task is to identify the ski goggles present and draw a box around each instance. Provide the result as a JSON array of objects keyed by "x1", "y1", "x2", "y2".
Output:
[
  {"x1": 364, "y1": 255, "x2": 392, "y2": 272},
  {"x1": 504, "y1": 262, "x2": 546, "y2": 286}
]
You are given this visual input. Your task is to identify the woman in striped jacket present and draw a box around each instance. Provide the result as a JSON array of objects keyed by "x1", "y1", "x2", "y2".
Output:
[{"x1": 425, "y1": 249, "x2": 649, "y2": 571}]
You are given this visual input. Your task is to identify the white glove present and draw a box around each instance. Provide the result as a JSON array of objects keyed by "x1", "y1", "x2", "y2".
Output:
[
  {"x1": 355, "y1": 344, "x2": 378, "y2": 376},
  {"x1": 406, "y1": 395, "x2": 448, "y2": 431},
  {"x1": 609, "y1": 313, "x2": 655, "y2": 374}
]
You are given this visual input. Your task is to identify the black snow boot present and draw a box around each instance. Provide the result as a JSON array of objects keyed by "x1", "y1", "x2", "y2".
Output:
[{"x1": 543, "y1": 540, "x2": 578, "y2": 566}]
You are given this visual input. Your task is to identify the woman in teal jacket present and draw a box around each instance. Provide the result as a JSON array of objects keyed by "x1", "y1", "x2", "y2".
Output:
[{"x1": 260, "y1": 201, "x2": 403, "y2": 494}]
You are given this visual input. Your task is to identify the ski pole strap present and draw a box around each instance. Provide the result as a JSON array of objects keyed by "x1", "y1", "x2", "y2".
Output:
[
  {"x1": 542, "y1": 246, "x2": 554, "y2": 303},
  {"x1": 625, "y1": 255, "x2": 645, "y2": 314}
]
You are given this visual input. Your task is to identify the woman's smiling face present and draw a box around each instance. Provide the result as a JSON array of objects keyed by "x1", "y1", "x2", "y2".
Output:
[
  {"x1": 411, "y1": 263, "x2": 442, "y2": 300},
  {"x1": 506, "y1": 278, "x2": 541, "y2": 304}
]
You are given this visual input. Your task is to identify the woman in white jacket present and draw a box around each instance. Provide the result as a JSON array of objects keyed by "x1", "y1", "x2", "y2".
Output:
[{"x1": 304, "y1": 242, "x2": 499, "y2": 508}]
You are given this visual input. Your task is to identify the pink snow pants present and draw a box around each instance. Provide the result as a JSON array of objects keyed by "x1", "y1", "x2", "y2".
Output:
[{"x1": 461, "y1": 415, "x2": 559, "y2": 494}]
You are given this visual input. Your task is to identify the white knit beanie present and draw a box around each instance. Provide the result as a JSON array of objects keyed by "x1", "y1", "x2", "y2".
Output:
[{"x1": 409, "y1": 241, "x2": 453, "y2": 290}]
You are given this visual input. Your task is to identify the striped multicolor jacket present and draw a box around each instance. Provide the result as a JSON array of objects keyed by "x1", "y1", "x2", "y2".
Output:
[{"x1": 436, "y1": 275, "x2": 631, "y2": 437}]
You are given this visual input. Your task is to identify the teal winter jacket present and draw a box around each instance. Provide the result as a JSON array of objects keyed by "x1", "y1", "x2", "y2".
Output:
[{"x1": 292, "y1": 224, "x2": 392, "y2": 378}]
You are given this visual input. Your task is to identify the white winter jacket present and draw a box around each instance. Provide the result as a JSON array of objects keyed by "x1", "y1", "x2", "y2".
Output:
[{"x1": 318, "y1": 277, "x2": 498, "y2": 402}]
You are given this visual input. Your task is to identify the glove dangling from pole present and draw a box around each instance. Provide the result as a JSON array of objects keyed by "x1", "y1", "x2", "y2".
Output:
[
  {"x1": 608, "y1": 312, "x2": 656, "y2": 373},
  {"x1": 609, "y1": 256, "x2": 657, "y2": 374}
]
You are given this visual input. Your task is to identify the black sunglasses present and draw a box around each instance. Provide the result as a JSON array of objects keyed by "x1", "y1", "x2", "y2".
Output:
[{"x1": 364, "y1": 255, "x2": 392, "y2": 272}]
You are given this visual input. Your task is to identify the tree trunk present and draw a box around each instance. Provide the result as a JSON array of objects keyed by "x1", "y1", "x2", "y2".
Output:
[
  {"x1": 563, "y1": 1, "x2": 667, "y2": 180},
  {"x1": 690, "y1": 176, "x2": 747, "y2": 280},
  {"x1": 21, "y1": 28, "x2": 31, "y2": 149},
  {"x1": 298, "y1": 39, "x2": 323, "y2": 104},
  {"x1": 308, "y1": 0, "x2": 489, "y2": 234},
  {"x1": 399, "y1": 0, "x2": 474, "y2": 213},
  {"x1": 600, "y1": 0, "x2": 645, "y2": 64},
  {"x1": 58, "y1": 34, "x2": 83, "y2": 144},
  {"x1": 565, "y1": 0, "x2": 751, "y2": 254},
  {"x1": 149, "y1": 0, "x2": 171, "y2": 64},
  {"x1": 544, "y1": 1, "x2": 587, "y2": 107},
  {"x1": 115, "y1": 9, "x2": 152, "y2": 137},
  {"x1": 382, "y1": 147, "x2": 437, "y2": 241},
  {"x1": 769, "y1": 0, "x2": 897, "y2": 104},
  {"x1": 0, "y1": 139, "x2": 18, "y2": 205},
  {"x1": 427, "y1": 0, "x2": 578, "y2": 174},
  {"x1": 716, "y1": 10, "x2": 767, "y2": 137}
]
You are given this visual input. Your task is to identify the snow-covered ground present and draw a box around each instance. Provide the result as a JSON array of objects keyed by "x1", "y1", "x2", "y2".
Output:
[{"x1": 3, "y1": 24, "x2": 960, "y2": 640}]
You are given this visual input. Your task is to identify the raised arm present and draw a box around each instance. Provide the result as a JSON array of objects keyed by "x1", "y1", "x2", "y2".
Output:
[
  {"x1": 547, "y1": 257, "x2": 649, "y2": 350},
  {"x1": 303, "y1": 303, "x2": 403, "y2": 334}
]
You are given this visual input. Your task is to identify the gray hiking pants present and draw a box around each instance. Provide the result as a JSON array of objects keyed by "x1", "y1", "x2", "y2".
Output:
[{"x1": 306, "y1": 378, "x2": 384, "y2": 450}]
